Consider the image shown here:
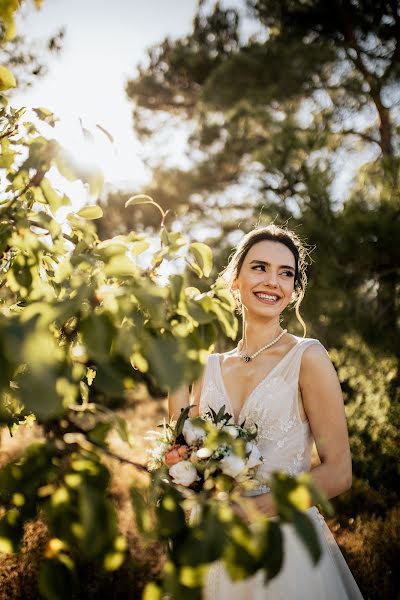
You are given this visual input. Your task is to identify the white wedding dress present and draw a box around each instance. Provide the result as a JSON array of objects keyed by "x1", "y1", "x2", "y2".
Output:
[{"x1": 199, "y1": 336, "x2": 364, "y2": 600}]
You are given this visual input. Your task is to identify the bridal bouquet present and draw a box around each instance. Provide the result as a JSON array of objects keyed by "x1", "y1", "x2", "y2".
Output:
[{"x1": 147, "y1": 405, "x2": 263, "y2": 495}]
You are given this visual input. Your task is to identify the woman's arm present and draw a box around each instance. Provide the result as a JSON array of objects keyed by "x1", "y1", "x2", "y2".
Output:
[
  {"x1": 299, "y1": 343, "x2": 352, "y2": 498},
  {"x1": 251, "y1": 343, "x2": 352, "y2": 518},
  {"x1": 167, "y1": 376, "x2": 203, "y2": 420}
]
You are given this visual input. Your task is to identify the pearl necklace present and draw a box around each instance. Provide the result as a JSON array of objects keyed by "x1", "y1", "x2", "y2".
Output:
[{"x1": 238, "y1": 329, "x2": 287, "y2": 362}]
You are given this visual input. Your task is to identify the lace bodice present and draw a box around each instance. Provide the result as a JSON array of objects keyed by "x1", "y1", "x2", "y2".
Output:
[{"x1": 199, "y1": 337, "x2": 324, "y2": 481}]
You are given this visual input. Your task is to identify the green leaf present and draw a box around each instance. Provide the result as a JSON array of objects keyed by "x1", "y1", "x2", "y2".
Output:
[
  {"x1": 156, "y1": 489, "x2": 186, "y2": 537},
  {"x1": 76, "y1": 205, "x2": 103, "y2": 219},
  {"x1": 40, "y1": 178, "x2": 64, "y2": 213},
  {"x1": 205, "y1": 298, "x2": 238, "y2": 339},
  {"x1": 87, "y1": 170, "x2": 104, "y2": 197},
  {"x1": 143, "y1": 582, "x2": 162, "y2": 600},
  {"x1": 115, "y1": 417, "x2": 134, "y2": 447},
  {"x1": 175, "y1": 405, "x2": 192, "y2": 438},
  {"x1": 131, "y1": 488, "x2": 153, "y2": 535},
  {"x1": 130, "y1": 240, "x2": 150, "y2": 256},
  {"x1": 87, "y1": 421, "x2": 112, "y2": 446},
  {"x1": 33, "y1": 107, "x2": 58, "y2": 128},
  {"x1": 292, "y1": 510, "x2": 321, "y2": 565},
  {"x1": 39, "y1": 556, "x2": 78, "y2": 600},
  {"x1": 261, "y1": 520, "x2": 283, "y2": 580},
  {"x1": 143, "y1": 333, "x2": 186, "y2": 391},
  {"x1": 189, "y1": 243, "x2": 213, "y2": 278},
  {"x1": 96, "y1": 239, "x2": 127, "y2": 257},
  {"x1": 77, "y1": 481, "x2": 117, "y2": 558},
  {"x1": 104, "y1": 255, "x2": 138, "y2": 277},
  {"x1": 125, "y1": 194, "x2": 154, "y2": 207},
  {"x1": 176, "y1": 506, "x2": 227, "y2": 566},
  {"x1": 0, "y1": 66, "x2": 16, "y2": 91}
]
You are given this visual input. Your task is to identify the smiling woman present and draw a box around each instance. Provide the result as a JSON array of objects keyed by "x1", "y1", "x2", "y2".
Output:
[
  {"x1": 222, "y1": 225, "x2": 309, "y2": 337},
  {"x1": 168, "y1": 224, "x2": 364, "y2": 599}
]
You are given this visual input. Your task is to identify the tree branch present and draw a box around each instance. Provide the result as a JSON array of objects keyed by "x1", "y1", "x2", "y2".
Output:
[{"x1": 336, "y1": 0, "x2": 394, "y2": 156}]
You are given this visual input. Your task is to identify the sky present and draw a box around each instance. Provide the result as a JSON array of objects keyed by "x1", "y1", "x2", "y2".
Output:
[
  {"x1": 12, "y1": 0, "x2": 364, "y2": 209},
  {"x1": 14, "y1": 0, "x2": 199, "y2": 193}
]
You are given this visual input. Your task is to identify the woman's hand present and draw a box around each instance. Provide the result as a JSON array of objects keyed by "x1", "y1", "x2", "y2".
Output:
[
  {"x1": 251, "y1": 492, "x2": 276, "y2": 518},
  {"x1": 231, "y1": 492, "x2": 277, "y2": 525}
]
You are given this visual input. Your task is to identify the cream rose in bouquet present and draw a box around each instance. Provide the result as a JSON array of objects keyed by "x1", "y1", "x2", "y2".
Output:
[{"x1": 147, "y1": 405, "x2": 263, "y2": 496}]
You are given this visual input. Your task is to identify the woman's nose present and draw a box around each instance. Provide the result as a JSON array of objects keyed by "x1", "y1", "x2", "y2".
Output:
[{"x1": 263, "y1": 271, "x2": 278, "y2": 286}]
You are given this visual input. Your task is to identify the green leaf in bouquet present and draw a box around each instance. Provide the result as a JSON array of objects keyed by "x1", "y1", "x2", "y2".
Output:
[
  {"x1": 216, "y1": 404, "x2": 227, "y2": 422},
  {"x1": 207, "y1": 406, "x2": 218, "y2": 424},
  {"x1": 175, "y1": 405, "x2": 193, "y2": 439}
]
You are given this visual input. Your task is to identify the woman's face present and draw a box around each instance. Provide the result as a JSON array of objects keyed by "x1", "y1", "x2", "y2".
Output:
[{"x1": 231, "y1": 240, "x2": 296, "y2": 319}]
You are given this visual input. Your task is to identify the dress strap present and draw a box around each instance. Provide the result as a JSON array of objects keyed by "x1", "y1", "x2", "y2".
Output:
[{"x1": 280, "y1": 338, "x2": 325, "y2": 383}]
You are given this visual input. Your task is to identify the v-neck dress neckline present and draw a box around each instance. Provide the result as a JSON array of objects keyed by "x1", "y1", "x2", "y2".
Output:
[{"x1": 216, "y1": 338, "x2": 303, "y2": 424}]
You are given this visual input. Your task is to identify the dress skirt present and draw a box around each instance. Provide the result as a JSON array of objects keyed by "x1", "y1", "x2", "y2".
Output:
[{"x1": 203, "y1": 507, "x2": 364, "y2": 600}]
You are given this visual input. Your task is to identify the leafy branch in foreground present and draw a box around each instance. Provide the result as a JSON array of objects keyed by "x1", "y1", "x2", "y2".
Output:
[{"x1": 0, "y1": 3, "x2": 331, "y2": 596}]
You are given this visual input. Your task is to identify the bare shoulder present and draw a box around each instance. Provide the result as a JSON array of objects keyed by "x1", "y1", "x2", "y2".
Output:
[{"x1": 300, "y1": 340, "x2": 337, "y2": 379}]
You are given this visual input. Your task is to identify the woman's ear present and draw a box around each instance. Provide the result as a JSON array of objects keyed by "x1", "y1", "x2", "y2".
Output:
[{"x1": 231, "y1": 278, "x2": 238, "y2": 291}]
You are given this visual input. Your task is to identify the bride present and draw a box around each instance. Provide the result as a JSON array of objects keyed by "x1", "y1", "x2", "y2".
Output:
[{"x1": 169, "y1": 225, "x2": 364, "y2": 599}]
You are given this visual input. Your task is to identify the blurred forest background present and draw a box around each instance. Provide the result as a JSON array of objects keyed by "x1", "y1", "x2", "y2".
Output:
[{"x1": 1, "y1": 1, "x2": 399, "y2": 599}]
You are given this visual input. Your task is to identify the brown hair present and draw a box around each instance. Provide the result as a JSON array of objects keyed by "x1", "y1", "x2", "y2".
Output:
[{"x1": 221, "y1": 225, "x2": 309, "y2": 336}]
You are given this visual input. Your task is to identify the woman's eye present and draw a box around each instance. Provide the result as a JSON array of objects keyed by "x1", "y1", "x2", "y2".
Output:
[{"x1": 251, "y1": 266, "x2": 294, "y2": 277}]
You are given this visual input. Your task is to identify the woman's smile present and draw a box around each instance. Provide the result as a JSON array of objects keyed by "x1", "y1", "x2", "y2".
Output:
[
  {"x1": 253, "y1": 291, "x2": 282, "y2": 305},
  {"x1": 232, "y1": 240, "x2": 296, "y2": 316}
]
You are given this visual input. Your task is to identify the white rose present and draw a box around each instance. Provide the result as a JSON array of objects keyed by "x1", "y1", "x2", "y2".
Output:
[
  {"x1": 220, "y1": 454, "x2": 246, "y2": 478},
  {"x1": 196, "y1": 447, "x2": 212, "y2": 459},
  {"x1": 169, "y1": 460, "x2": 199, "y2": 487},
  {"x1": 222, "y1": 425, "x2": 239, "y2": 438},
  {"x1": 182, "y1": 420, "x2": 206, "y2": 445},
  {"x1": 245, "y1": 442, "x2": 263, "y2": 468}
]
